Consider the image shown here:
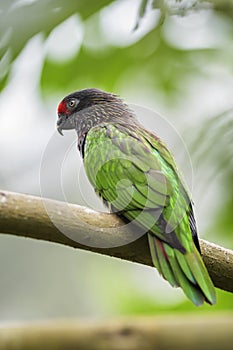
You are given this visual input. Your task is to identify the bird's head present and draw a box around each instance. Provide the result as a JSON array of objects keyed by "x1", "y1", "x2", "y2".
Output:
[{"x1": 57, "y1": 88, "x2": 129, "y2": 136}]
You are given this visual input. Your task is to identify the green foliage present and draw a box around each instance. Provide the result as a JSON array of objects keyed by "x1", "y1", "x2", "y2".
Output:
[
  {"x1": 113, "y1": 288, "x2": 233, "y2": 315},
  {"x1": 191, "y1": 109, "x2": 233, "y2": 179},
  {"x1": 190, "y1": 109, "x2": 233, "y2": 246},
  {"x1": 0, "y1": 0, "x2": 114, "y2": 89},
  {"x1": 41, "y1": 24, "x2": 219, "y2": 103}
]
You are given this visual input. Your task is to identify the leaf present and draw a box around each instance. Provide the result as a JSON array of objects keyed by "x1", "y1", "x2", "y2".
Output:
[
  {"x1": 0, "y1": 0, "x2": 114, "y2": 90},
  {"x1": 190, "y1": 109, "x2": 233, "y2": 185},
  {"x1": 40, "y1": 21, "x2": 216, "y2": 102}
]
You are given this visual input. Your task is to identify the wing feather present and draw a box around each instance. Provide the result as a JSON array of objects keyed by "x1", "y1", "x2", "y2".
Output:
[
  {"x1": 84, "y1": 123, "x2": 191, "y2": 251},
  {"x1": 83, "y1": 122, "x2": 216, "y2": 305}
]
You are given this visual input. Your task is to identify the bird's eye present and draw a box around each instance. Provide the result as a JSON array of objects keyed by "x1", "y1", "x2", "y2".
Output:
[{"x1": 68, "y1": 99, "x2": 77, "y2": 108}]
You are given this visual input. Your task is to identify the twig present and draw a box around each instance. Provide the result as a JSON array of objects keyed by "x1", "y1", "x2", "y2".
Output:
[{"x1": 0, "y1": 190, "x2": 233, "y2": 293}]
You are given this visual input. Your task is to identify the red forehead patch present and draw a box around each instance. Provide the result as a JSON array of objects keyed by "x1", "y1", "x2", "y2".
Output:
[{"x1": 57, "y1": 100, "x2": 67, "y2": 115}]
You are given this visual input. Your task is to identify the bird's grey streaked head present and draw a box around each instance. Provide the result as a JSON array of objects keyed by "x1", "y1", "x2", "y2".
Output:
[{"x1": 56, "y1": 88, "x2": 131, "y2": 136}]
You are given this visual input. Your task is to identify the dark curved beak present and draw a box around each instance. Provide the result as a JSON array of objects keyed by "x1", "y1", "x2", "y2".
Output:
[
  {"x1": 57, "y1": 116, "x2": 64, "y2": 136},
  {"x1": 57, "y1": 113, "x2": 76, "y2": 135}
]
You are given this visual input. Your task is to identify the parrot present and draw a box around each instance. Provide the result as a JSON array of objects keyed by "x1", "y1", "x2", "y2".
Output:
[{"x1": 56, "y1": 88, "x2": 216, "y2": 306}]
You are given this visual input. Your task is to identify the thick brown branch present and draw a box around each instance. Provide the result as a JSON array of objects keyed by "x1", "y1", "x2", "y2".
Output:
[
  {"x1": 0, "y1": 190, "x2": 233, "y2": 293},
  {"x1": 1, "y1": 315, "x2": 233, "y2": 350}
]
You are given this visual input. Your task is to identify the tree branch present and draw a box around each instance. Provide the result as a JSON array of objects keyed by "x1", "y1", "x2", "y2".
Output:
[
  {"x1": 154, "y1": 0, "x2": 233, "y2": 18},
  {"x1": 1, "y1": 315, "x2": 233, "y2": 350},
  {"x1": 0, "y1": 190, "x2": 233, "y2": 293}
]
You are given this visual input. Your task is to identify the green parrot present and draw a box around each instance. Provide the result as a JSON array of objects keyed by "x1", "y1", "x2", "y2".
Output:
[{"x1": 57, "y1": 88, "x2": 216, "y2": 306}]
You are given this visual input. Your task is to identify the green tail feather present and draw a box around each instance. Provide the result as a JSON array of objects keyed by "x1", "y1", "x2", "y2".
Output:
[
  {"x1": 185, "y1": 241, "x2": 216, "y2": 305},
  {"x1": 148, "y1": 234, "x2": 178, "y2": 287},
  {"x1": 148, "y1": 234, "x2": 216, "y2": 306},
  {"x1": 174, "y1": 249, "x2": 196, "y2": 284}
]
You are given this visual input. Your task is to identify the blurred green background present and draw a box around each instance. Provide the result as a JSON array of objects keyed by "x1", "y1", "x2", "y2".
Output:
[{"x1": 0, "y1": 0, "x2": 232, "y2": 323}]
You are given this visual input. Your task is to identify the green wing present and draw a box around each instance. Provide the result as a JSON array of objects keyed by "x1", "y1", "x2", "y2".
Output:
[
  {"x1": 83, "y1": 122, "x2": 216, "y2": 306},
  {"x1": 84, "y1": 123, "x2": 188, "y2": 246}
]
